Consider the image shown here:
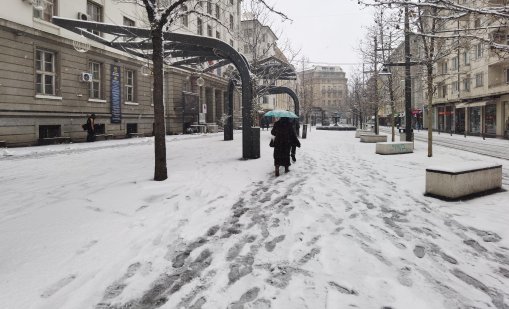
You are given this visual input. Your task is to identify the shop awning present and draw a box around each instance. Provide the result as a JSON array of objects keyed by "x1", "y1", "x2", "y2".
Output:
[{"x1": 456, "y1": 101, "x2": 487, "y2": 108}]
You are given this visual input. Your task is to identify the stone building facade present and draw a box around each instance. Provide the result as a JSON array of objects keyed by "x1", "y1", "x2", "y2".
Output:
[
  {"x1": 431, "y1": 1, "x2": 509, "y2": 138},
  {"x1": 298, "y1": 66, "x2": 348, "y2": 123},
  {"x1": 0, "y1": 0, "x2": 242, "y2": 146}
]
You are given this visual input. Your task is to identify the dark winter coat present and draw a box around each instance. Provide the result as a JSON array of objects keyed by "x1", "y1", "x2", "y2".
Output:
[{"x1": 271, "y1": 118, "x2": 300, "y2": 166}]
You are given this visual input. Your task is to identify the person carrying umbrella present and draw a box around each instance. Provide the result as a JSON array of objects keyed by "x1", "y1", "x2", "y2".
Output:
[{"x1": 271, "y1": 116, "x2": 300, "y2": 177}]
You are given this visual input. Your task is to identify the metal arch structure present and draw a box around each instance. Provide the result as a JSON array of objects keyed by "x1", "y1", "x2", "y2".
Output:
[
  {"x1": 257, "y1": 86, "x2": 301, "y2": 136},
  {"x1": 257, "y1": 86, "x2": 299, "y2": 116},
  {"x1": 52, "y1": 17, "x2": 258, "y2": 159}
]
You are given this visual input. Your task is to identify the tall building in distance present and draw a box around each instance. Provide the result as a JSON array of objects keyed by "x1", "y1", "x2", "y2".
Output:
[{"x1": 298, "y1": 66, "x2": 348, "y2": 123}]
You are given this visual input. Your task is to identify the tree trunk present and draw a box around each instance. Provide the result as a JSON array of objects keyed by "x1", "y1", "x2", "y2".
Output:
[
  {"x1": 427, "y1": 63, "x2": 433, "y2": 157},
  {"x1": 152, "y1": 30, "x2": 168, "y2": 181}
]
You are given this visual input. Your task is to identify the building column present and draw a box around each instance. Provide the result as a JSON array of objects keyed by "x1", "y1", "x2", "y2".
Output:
[{"x1": 211, "y1": 88, "x2": 216, "y2": 123}]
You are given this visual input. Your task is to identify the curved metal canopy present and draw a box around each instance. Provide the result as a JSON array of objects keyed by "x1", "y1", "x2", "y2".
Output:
[{"x1": 52, "y1": 17, "x2": 259, "y2": 159}]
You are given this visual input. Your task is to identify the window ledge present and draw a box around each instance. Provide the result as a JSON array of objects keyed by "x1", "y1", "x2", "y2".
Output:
[
  {"x1": 35, "y1": 94, "x2": 62, "y2": 100},
  {"x1": 125, "y1": 101, "x2": 139, "y2": 106},
  {"x1": 89, "y1": 98, "x2": 107, "y2": 103}
]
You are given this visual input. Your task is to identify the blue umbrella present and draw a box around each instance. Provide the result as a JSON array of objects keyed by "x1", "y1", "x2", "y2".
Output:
[{"x1": 264, "y1": 110, "x2": 299, "y2": 118}]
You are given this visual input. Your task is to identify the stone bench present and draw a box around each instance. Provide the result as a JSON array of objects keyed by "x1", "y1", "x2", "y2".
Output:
[
  {"x1": 376, "y1": 142, "x2": 414, "y2": 155},
  {"x1": 128, "y1": 132, "x2": 144, "y2": 138},
  {"x1": 425, "y1": 162, "x2": 502, "y2": 200},
  {"x1": 95, "y1": 134, "x2": 114, "y2": 141},
  {"x1": 355, "y1": 130, "x2": 374, "y2": 138},
  {"x1": 360, "y1": 134, "x2": 387, "y2": 143},
  {"x1": 39, "y1": 137, "x2": 71, "y2": 145},
  {"x1": 206, "y1": 124, "x2": 218, "y2": 133}
]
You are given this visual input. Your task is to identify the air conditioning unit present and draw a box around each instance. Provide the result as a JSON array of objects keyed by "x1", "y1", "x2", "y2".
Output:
[
  {"x1": 80, "y1": 72, "x2": 93, "y2": 82},
  {"x1": 77, "y1": 12, "x2": 89, "y2": 20}
]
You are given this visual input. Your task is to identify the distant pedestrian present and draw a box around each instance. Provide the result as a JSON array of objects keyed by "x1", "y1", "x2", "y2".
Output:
[
  {"x1": 271, "y1": 117, "x2": 300, "y2": 177},
  {"x1": 86, "y1": 114, "x2": 96, "y2": 142},
  {"x1": 261, "y1": 117, "x2": 270, "y2": 131},
  {"x1": 290, "y1": 119, "x2": 301, "y2": 162}
]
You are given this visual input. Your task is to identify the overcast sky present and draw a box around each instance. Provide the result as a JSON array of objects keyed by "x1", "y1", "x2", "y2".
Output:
[{"x1": 269, "y1": 0, "x2": 374, "y2": 79}]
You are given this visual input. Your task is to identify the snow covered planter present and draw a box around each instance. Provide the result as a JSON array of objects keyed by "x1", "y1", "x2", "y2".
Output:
[
  {"x1": 355, "y1": 129, "x2": 373, "y2": 138},
  {"x1": 425, "y1": 162, "x2": 502, "y2": 200},
  {"x1": 360, "y1": 134, "x2": 387, "y2": 143},
  {"x1": 376, "y1": 142, "x2": 413, "y2": 155}
]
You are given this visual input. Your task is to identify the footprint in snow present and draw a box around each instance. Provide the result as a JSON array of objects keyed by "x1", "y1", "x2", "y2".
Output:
[{"x1": 40, "y1": 274, "x2": 77, "y2": 298}]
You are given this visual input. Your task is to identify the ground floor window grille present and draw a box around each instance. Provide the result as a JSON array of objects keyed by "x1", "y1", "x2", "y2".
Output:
[{"x1": 39, "y1": 125, "x2": 60, "y2": 138}]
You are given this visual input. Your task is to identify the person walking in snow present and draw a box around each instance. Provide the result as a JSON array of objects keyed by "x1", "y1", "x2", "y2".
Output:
[
  {"x1": 271, "y1": 117, "x2": 300, "y2": 177},
  {"x1": 86, "y1": 113, "x2": 96, "y2": 142}
]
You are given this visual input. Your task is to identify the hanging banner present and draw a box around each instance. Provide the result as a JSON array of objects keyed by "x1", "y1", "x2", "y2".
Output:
[{"x1": 110, "y1": 65, "x2": 122, "y2": 123}]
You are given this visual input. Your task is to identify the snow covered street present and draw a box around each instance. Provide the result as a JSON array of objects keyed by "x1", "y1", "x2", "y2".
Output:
[{"x1": 1, "y1": 130, "x2": 508, "y2": 309}]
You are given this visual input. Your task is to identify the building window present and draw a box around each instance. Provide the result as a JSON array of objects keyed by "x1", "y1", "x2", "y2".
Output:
[
  {"x1": 35, "y1": 49, "x2": 56, "y2": 95},
  {"x1": 506, "y1": 69, "x2": 509, "y2": 83},
  {"x1": 229, "y1": 14, "x2": 234, "y2": 30},
  {"x1": 216, "y1": 31, "x2": 221, "y2": 39},
  {"x1": 438, "y1": 82, "x2": 447, "y2": 98},
  {"x1": 463, "y1": 51, "x2": 470, "y2": 65},
  {"x1": 215, "y1": 4, "x2": 220, "y2": 19},
  {"x1": 197, "y1": 18, "x2": 203, "y2": 35},
  {"x1": 123, "y1": 16, "x2": 135, "y2": 27},
  {"x1": 451, "y1": 56, "x2": 458, "y2": 71},
  {"x1": 440, "y1": 61, "x2": 448, "y2": 74},
  {"x1": 230, "y1": 0, "x2": 234, "y2": 5},
  {"x1": 181, "y1": 5, "x2": 188, "y2": 27},
  {"x1": 89, "y1": 61, "x2": 102, "y2": 99},
  {"x1": 125, "y1": 69, "x2": 135, "y2": 102},
  {"x1": 207, "y1": 24, "x2": 213, "y2": 37},
  {"x1": 123, "y1": 17, "x2": 135, "y2": 41},
  {"x1": 207, "y1": 1, "x2": 212, "y2": 14},
  {"x1": 463, "y1": 75, "x2": 470, "y2": 92},
  {"x1": 476, "y1": 43, "x2": 483, "y2": 59},
  {"x1": 230, "y1": 39, "x2": 234, "y2": 48},
  {"x1": 34, "y1": 0, "x2": 56, "y2": 22},
  {"x1": 475, "y1": 72, "x2": 484, "y2": 87},
  {"x1": 452, "y1": 81, "x2": 459, "y2": 93},
  {"x1": 87, "y1": 1, "x2": 102, "y2": 36}
]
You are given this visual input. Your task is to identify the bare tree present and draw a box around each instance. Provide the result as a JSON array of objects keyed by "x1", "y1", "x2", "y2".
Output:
[{"x1": 119, "y1": 0, "x2": 288, "y2": 180}]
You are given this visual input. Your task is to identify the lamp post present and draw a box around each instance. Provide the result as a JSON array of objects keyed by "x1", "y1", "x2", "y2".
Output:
[{"x1": 403, "y1": 2, "x2": 413, "y2": 142}]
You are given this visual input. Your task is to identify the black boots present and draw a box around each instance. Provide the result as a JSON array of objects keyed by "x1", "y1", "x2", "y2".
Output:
[{"x1": 275, "y1": 166, "x2": 280, "y2": 177}]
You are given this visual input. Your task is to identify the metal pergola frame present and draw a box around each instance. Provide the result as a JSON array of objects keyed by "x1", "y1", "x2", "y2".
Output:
[{"x1": 52, "y1": 17, "x2": 260, "y2": 159}]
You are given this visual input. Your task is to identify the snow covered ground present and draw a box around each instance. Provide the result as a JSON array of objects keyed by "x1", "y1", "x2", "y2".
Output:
[{"x1": 1, "y1": 130, "x2": 508, "y2": 309}]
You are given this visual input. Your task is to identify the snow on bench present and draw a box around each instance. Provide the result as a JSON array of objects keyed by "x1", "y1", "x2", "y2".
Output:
[
  {"x1": 376, "y1": 142, "x2": 413, "y2": 155},
  {"x1": 355, "y1": 129, "x2": 373, "y2": 138},
  {"x1": 425, "y1": 162, "x2": 502, "y2": 200},
  {"x1": 360, "y1": 134, "x2": 387, "y2": 143}
]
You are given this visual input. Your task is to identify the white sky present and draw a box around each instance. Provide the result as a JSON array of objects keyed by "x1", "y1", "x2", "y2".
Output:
[{"x1": 270, "y1": 0, "x2": 374, "y2": 79}]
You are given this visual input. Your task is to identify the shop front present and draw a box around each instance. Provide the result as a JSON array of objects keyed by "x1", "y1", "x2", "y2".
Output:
[
  {"x1": 437, "y1": 105, "x2": 454, "y2": 133},
  {"x1": 455, "y1": 108, "x2": 465, "y2": 134},
  {"x1": 469, "y1": 106, "x2": 481, "y2": 135},
  {"x1": 485, "y1": 103, "x2": 497, "y2": 137}
]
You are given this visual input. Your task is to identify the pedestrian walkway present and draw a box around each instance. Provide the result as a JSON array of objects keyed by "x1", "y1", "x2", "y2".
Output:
[{"x1": 1, "y1": 130, "x2": 508, "y2": 308}]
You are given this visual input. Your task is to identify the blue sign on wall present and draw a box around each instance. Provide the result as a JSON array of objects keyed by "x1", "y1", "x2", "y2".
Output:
[{"x1": 110, "y1": 65, "x2": 121, "y2": 123}]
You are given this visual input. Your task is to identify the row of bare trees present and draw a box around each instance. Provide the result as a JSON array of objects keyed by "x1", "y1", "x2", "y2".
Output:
[{"x1": 355, "y1": 0, "x2": 509, "y2": 157}]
